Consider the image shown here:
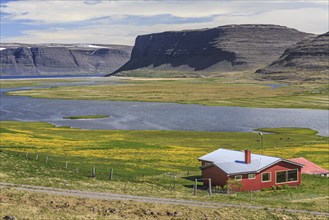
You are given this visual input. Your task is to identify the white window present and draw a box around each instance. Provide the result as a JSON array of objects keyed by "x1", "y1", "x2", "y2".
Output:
[
  {"x1": 235, "y1": 175, "x2": 242, "y2": 181},
  {"x1": 248, "y1": 173, "x2": 256, "y2": 179},
  {"x1": 261, "y1": 172, "x2": 271, "y2": 182},
  {"x1": 276, "y1": 169, "x2": 298, "y2": 183}
]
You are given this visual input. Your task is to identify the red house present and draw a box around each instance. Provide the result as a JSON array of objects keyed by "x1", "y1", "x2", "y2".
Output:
[{"x1": 199, "y1": 148, "x2": 304, "y2": 191}]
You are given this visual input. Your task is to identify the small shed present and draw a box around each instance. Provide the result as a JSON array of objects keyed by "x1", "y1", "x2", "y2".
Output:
[
  {"x1": 289, "y1": 157, "x2": 329, "y2": 177},
  {"x1": 199, "y1": 148, "x2": 304, "y2": 191}
]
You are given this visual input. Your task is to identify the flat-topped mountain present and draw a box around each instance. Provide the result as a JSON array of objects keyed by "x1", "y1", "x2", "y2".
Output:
[
  {"x1": 256, "y1": 32, "x2": 329, "y2": 80},
  {"x1": 111, "y1": 24, "x2": 313, "y2": 77},
  {"x1": 0, "y1": 43, "x2": 132, "y2": 76}
]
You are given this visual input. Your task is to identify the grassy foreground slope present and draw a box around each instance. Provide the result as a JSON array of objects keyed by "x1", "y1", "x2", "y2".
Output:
[
  {"x1": 3, "y1": 188, "x2": 328, "y2": 220},
  {"x1": 1, "y1": 188, "x2": 327, "y2": 220},
  {"x1": 5, "y1": 77, "x2": 329, "y2": 109},
  {"x1": 1, "y1": 121, "x2": 328, "y2": 213}
]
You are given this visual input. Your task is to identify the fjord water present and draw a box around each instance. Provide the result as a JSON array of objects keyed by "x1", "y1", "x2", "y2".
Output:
[{"x1": 0, "y1": 82, "x2": 328, "y2": 136}]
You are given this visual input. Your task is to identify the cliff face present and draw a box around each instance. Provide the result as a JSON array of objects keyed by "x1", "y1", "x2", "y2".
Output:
[
  {"x1": 112, "y1": 25, "x2": 312, "y2": 76},
  {"x1": 0, "y1": 43, "x2": 132, "y2": 76},
  {"x1": 256, "y1": 32, "x2": 329, "y2": 78}
]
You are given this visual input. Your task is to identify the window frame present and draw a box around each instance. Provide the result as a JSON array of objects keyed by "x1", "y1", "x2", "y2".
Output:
[
  {"x1": 248, "y1": 173, "x2": 256, "y2": 179},
  {"x1": 235, "y1": 175, "x2": 242, "y2": 181},
  {"x1": 287, "y1": 169, "x2": 298, "y2": 182},
  {"x1": 261, "y1": 172, "x2": 271, "y2": 182},
  {"x1": 275, "y1": 169, "x2": 298, "y2": 184}
]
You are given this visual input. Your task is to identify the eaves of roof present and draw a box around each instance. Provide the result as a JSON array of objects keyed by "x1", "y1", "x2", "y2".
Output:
[{"x1": 213, "y1": 158, "x2": 304, "y2": 175}]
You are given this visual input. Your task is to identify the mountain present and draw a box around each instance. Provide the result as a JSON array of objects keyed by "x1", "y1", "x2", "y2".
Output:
[
  {"x1": 256, "y1": 32, "x2": 329, "y2": 80},
  {"x1": 110, "y1": 24, "x2": 313, "y2": 77},
  {"x1": 0, "y1": 43, "x2": 132, "y2": 76}
]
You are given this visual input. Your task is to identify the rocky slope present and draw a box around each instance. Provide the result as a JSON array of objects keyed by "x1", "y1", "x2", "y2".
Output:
[
  {"x1": 0, "y1": 43, "x2": 132, "y2": 76},
  {"x1": 111, "y1": 25, "x2": 312, "y2": 76},
  {"x1": 256, "y1": 32, "x2": 329, "y2": 79}
]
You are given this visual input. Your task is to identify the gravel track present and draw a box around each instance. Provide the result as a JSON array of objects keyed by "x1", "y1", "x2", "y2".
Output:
[{"x1": 1, "y1": 182, "x2": 328, "y2": 217}]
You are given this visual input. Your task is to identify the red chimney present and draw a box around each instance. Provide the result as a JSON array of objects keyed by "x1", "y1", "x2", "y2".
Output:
[{"x1": 245, "y1": 149, "x2": 251, "y2": 164}]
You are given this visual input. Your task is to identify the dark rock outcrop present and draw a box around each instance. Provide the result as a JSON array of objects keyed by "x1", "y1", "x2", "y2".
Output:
[
  {"x1": 111, "y1": 24, "x2": 312, "y2": 76},
  {"x1": 256, "y1": 32, "x2": 329, "y2": 79},
  {"x1": 0, "y1": 43, "x2": 132, "y2": 76}
]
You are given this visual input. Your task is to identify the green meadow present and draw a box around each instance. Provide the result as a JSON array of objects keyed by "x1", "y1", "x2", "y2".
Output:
[
  {"x1": 1, "y1": 121, "x2": 328, "y2": 213},
  {"x1": 1, "y1": 121, "x2": 328, "y2": 175}
]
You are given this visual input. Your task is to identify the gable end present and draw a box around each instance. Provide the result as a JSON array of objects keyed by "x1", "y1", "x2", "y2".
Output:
[{"x1": 258, "y1": 159, "x2": 303, "y2": 173}]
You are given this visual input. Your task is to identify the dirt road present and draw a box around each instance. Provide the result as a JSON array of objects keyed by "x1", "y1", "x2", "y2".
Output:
[{"x1": 0, "y1": 182, "x2": 328, "y2": 217}]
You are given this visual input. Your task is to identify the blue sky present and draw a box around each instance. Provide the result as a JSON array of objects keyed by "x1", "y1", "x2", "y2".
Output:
[{"x1": 0, "y1": 0, "x2": 328, "y2": 45}]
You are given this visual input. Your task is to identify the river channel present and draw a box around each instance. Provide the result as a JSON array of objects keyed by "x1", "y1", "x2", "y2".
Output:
[{"x1": 0, "y1": 79, "x2": 328, "y2": 136}]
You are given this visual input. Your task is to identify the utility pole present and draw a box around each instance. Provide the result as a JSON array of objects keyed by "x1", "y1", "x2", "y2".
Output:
[{"x1": 259, "y1": 132, "x2": 263, "y2": 154}]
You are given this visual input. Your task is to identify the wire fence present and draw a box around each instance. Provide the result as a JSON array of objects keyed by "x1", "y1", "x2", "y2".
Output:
[
  {"x1": 3, "y1": 149, "x2": 321, "y2": 203},
  {"x1": 1, "y1": 149, "x2": 203, "y2": 193}
]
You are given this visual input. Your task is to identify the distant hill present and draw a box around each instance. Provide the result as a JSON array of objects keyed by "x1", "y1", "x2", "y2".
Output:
[
  {"x1": 110, "y1": 24, "x2": 312, "y2": 77},
  {"x1": 256, "y1": 32, "x2": 329, "y2": 80},
  {"x1": 0, "y1": 43, "x2": 132, "y2": 76}
]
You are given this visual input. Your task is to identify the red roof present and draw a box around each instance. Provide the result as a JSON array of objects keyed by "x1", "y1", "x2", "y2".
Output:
[{"x1": 289, "y1": 157, "x2": 329, "y2": 175}]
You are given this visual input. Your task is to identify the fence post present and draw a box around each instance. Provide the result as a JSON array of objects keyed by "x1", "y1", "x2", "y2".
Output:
[
  {"x1": 92, "y1": 166, "x2": 96, "y2": 178},
  {"x1": 110, "y1": 169, "x2": 113, "y2": 180},
  {"x1": 35, "y1": 154, "x2": 39, "y2": 160},
  {"x1": 194, "y1": 179, "x2": 197, "y2": 195},
  {"x1": 173, "y1": 176, "x2": 176, "y2": 189},
  {"x1": 208, "y1": 178, "x2": 212, "y2": 196},
  {"x1": 169, "y1": 178, "x2": 172, "y2": 191},
  {"x1": 65, "y1": 161, "x2": 68, "y2": 169},
  {"x1": 46, "y1": 156, "x2": 49, "y2": 164}
]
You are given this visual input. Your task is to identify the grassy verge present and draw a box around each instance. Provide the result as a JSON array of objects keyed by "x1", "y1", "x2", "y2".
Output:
[
  {"x1": 0, "y1": 121, "x2": 328, "y2": 212},
  {"x1": 63, "y1": 115, "x2": 109, "y2": 120},
  {"x1": 6, "y1": 77, "x2": 329, "y2": 109},
  {"x1": 3, "y1": 188, "x2": 326, "y2": 220}
]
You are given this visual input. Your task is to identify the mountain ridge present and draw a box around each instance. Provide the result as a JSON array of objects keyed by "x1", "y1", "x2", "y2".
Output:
[
  {"x1": 110, "y1": 24, "x2": 313, "y2": 77},
  {"x1": 256, "y1": 32, "x2": 329, "y2": 80},
  {"x1": 0, "y1": 43, "x2": 132, "y2": 76}
]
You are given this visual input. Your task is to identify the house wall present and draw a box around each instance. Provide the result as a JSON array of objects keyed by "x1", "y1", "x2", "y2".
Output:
[
  {"x1": 229, "y1": 161, "x2": 302, "y2": 191},
  {"x1": 202, "y1": 161, "x2": 302, "y2": 191},
  {"x1": 260, "y1": 161, "x2": 302, "y2": 189},
  {"x1": 201, "y1": 165, "x2": 228, "y2": 187},
  {"x1": 228, "y1": 173, "x2": 260, "y2": 191}
]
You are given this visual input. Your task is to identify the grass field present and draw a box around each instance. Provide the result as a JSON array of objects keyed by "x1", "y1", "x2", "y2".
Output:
[
  {"x1": 1, "y1": 121, "x2": 328, "y2": 174},
  {"x1": 6, "y1": 77, "x2": 329, "y2": 109},
  {"x1": 1, "y1": 121, "x2": 328, "y2": 213}
]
